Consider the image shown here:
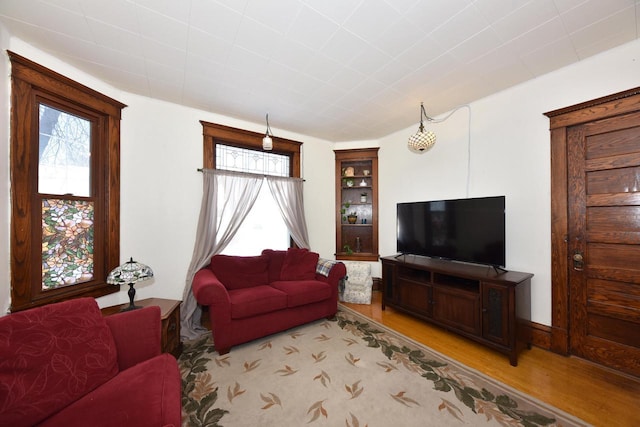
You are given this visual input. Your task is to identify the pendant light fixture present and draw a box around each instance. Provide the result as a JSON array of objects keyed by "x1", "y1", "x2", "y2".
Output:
[
  {"x1": 408, "y1": 102, "x2": 436, "y2": 153},
  {"x1": 262, "y1": 113, "x2": 273, "y2": 150}
]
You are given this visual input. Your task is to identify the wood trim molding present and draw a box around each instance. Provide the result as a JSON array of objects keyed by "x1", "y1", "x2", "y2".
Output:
[
  {"x1": 8, "y1": 51, "x2": 125, "y2": 311},
  {"x1": 544, "y1": 86, "x2": 640, "y2": 355},
  {"x1": 545, "y1": 86, "x2": 640, "y2": 129},
  {"x1": 200, "y1": 120, "x2": 302, "y2": 177},
  {"x1": 522, "y1": 320, "x2": 553, "y2": 350}
]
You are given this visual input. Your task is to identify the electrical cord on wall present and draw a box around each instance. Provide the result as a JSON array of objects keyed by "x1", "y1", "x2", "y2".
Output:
[{"x1": 429, "y1": 104, "x2": 472, "y2": 197}]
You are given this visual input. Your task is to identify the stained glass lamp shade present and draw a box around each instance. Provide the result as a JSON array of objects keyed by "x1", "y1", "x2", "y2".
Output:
[{"x1": 107, "y1": 257, "x2": 153, "y2": 311}]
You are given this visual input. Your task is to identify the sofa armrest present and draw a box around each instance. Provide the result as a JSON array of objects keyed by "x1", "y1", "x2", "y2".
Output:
[
  {"x1": 105, "y1": 306, "x2": 162, "y2": 371},
  {"x1": 192, "y1": 268, "x2": 232, "y2": 322},
  {"x1": 316, "y1": 261, "x2": 347, "y2": 289}
]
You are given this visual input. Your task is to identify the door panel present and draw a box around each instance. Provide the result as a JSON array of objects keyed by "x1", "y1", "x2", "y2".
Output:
[{"x1": 568, "y1": 110, "x2": 640, "y2": 377}]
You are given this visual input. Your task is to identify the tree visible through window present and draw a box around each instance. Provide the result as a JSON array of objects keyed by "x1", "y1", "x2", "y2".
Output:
[{"x1": 9, "y1": 51, "x2": 125, "y2": 312}]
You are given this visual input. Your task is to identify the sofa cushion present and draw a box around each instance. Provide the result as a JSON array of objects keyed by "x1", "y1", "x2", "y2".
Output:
[
  {"x1": 39, "y1": 354, "x2": 181, "y2": 427},
  {"x1": 270, "y1": 280, "x2": 332, "y2": 308},
  {"x1": 0, "y1": 298, "x2": 119, "y2": 427},
  {"x1": 280, "y1": 248, "x2": 319, "y2": 280},
  {"x1": 262, "y1": 249, "x2": 287, "y2": 282},
  {"x1": 228, "y1": 286, "x2": 288, "y2": 319},
  {"x1": 209, "y1": 254, "x2": 269, "y2": 290}
]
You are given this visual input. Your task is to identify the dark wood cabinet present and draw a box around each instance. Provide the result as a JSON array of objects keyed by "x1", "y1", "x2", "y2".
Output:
[
  {"x1": 334, "y1": 148, "x2": 379, "y2": 261},
  {"x1": 381, "y1": 255, "x2": 533, "y2": 366}
]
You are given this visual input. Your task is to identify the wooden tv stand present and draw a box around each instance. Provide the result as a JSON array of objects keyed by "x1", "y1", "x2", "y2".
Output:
[{"x1": 381, "y1": 255, "x2": 533, "y2": 366}]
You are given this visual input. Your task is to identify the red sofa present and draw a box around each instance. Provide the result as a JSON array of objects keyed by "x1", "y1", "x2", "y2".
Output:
[
  {"x1": 0, "y1": 298, "x2": 181, "y2": 427},
  {"x1": 193, "y1": 248, "x2": 346, "y2": 354}
]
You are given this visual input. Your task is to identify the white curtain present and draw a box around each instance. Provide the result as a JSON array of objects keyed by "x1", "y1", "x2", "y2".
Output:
[
  {"x1": 266, "y1": 176, "x2": 311, "y2": 249},
  {"x1": 180, "y1": 169, "x2": 263, "y2": 340}
]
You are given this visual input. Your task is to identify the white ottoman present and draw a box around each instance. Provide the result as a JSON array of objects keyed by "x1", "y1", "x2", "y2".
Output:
[{"x1": 340, "y1": 261, "x2": 373, "y2": 304}]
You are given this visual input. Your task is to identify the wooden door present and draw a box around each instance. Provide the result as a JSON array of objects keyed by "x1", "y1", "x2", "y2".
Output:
[{"x1": 567, "y1": 110, "x2": 640, "y2": 377}]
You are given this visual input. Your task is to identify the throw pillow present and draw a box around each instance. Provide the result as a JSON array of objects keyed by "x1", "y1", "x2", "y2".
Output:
[
  {"x1": 280, "y1": 248, "x2": 319, "y2": 280},
  {"x1": 209, "y1": 255, "x2": 269, "y2": 290}
]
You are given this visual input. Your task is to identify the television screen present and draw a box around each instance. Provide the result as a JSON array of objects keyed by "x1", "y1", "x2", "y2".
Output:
[{"x1": 397, "y1": 196, "x2": 505, "y2": 267}]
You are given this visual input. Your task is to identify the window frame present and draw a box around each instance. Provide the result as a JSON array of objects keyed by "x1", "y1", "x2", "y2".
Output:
[
  {"x1": 200, "y1": 121, "x2": 303, "y2": 249},
  {"x1": 200, "y1": 121, "x2": 301, "y2": 176},
  {"x1": 9, "y1": 51, "x2": 125, "y2": 312}
]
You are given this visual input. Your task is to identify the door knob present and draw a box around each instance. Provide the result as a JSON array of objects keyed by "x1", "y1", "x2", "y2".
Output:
[{"x1": 573, "y1": 251, "x2": 584, "y2": 271}]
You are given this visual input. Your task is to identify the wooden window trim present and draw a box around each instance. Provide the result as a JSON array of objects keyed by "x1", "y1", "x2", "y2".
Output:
[
  {"x1": 200, "y1": 121, "x2": 303, "y2": 249},
  {"x1": 9, "y1": 51, "x2": 126, "y2": 312},
  {"x1": 200, "y1": 120, "x2": 301, "y2": 177}
]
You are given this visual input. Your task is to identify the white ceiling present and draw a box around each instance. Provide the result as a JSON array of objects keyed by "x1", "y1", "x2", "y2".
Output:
[{"x1": 1, "y1": 0, "x2": 638, "y2": 141}]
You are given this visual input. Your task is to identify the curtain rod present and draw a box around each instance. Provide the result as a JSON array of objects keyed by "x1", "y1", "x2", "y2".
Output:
[{"x1": 196, "y1": 168, "x2": 305, "y2": 181}]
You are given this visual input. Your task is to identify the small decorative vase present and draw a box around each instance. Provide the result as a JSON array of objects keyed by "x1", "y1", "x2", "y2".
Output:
[
  {"x1": 347, "y1": 215, "x2": 358, "y2": 224},
  {"x1": 360, "y1": 194, "x2": 367, "y2": 203}
]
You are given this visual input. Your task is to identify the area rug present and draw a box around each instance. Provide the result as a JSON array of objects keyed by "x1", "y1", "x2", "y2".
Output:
[{"x1": 179, "y1": 306, "x2": 588, "y2": 427}]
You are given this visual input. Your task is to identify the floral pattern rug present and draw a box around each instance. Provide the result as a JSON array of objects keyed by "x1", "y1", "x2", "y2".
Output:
[{"x1": 179, "y1": 307, "x2": 589, "y2": 427}]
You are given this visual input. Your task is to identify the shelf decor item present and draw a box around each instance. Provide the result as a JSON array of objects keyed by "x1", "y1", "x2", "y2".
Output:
[
  {"x1": 343, "y1": 166, "x2": 355, "y2": 177},
  {"x1": 360, "y1": 193, "x2": 367, "y2": 203},
  {"x1": 347, "y1": 213, "x2": 358, "y2": 224},
  {"x1": 107, "y1": 257, "x2": 154, "y2": 311}
]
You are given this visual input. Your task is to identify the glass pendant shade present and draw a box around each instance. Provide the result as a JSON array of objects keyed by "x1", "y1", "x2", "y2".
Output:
[
  {"x1": 262, "y1": 135, "x2": 273, "y2": 150},
  {"x1": 408, "y1": 128, "x2": 436, "y2": 153},
  {"x1": 262, "y1": 113, "x2": 273, "y2": 151},
  {"x1": 408, "y1": 102, "x2": 436, "y2": 154}
]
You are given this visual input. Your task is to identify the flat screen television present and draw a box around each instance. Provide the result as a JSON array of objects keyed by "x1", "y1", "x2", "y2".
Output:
[{"x1": 397, "y1": 196, "x2": 505, "y2": 267}]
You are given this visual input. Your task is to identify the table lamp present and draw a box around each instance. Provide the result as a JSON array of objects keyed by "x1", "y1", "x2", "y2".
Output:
[{"x1": 107, "y1": 257, "x2": 154, "y2": 311}]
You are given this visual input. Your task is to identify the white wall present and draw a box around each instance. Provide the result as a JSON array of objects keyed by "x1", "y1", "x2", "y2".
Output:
[
  {"x1": 0, "y1": 35, "x2": 337, "y2": 311},
  {"x1": 115, "y1": 93, "x2": 336, "y2": 307},
  {"x1": 0, "y1": 26, "x2": 10, "y2": 314},
  {"x1": 1, "y1": 29, "x2": 639, "y2": 327},
  {"x1": 378, "y1": 39, "x2": 640, "y2": 325}
]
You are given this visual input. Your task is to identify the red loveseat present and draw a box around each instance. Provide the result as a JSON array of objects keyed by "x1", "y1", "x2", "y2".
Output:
[
  {"x1": 0, "y1": 298, "x2": 181, "y2": 427},
  {"x1": 193, "y1": 248, "x2": 346, "y2": 354}
]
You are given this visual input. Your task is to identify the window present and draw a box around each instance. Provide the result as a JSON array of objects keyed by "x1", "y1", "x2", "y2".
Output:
[
  {"x1": 9, "y1": 51, "x2": 125, "y2": 312},
  {"x1": 200, "y1": 121, "x2": 302, "y2": 255},
  {"x1": 216, "y1": 144, "x2": 290, "y2": 255}
]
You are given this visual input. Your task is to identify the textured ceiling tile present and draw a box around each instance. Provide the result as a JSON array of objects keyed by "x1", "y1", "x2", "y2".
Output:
[
  {"x1": 301, "y1": 0, "x2": 364, "y2": 25},
  {"x1": 343, "y1": 0, "x2": 401, "y2": 41},
  {"x1": 286, "y1": 4, "x2": 339, "y2": 50},
  {"x1": 189, "y1": 0, "x2": 243, "y2": 42},
  {"x1": 243, "y1": 0, "x2": 302, "y2": 34},
  {"x1": 0, "y1": 0, "x2": 637, "y2": 141},
  {"x1": 491, "y1": 0, "x2": 557, "y2": 42},
  {"x1": 321, "y1": 28, "x2": 370, "y2": 64}
]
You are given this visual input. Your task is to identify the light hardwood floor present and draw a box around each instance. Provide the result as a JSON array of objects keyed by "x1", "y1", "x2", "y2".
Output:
[{"x1": 342, "y1": 291, "x2": 640, "y2": 427}]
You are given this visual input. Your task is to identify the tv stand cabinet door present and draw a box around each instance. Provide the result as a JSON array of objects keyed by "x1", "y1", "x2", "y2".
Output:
[
  {"x1": 432, "y1": 286, "x2": 480, "y2": 335},
  {"x1": 396, "y1": 278, "x2": 432, "y2": 317},
  {"x1": 481, "y1": 283, "x2": 511, "y2": 348}
]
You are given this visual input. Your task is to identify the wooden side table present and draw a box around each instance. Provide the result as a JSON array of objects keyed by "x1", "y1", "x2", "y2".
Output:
[{"x1": 102, "y1": 298, "x2": 182, "y2": 358}]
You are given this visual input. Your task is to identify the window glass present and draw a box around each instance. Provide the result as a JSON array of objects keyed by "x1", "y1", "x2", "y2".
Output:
[
  {"x1": 216, "y1": 143, "x2": 289, "y2": 177},
  {"x1": 38, "y1": 104, "x2": 91, "y2": 197},
  {"x1": 41, "y1": 198, "x2": 94, "y2": 289},
  {"x1": 216, "y1": 144, "x2": 290, "y2": 255}
]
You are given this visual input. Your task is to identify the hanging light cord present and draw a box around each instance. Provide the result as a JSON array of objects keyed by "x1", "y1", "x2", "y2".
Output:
[
  {"x1": 423, "y1": 104, "x2": 472, "y2": 197},
  {"x1": 265, "y1": 113, "x2": 273, "y2": 137}
]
